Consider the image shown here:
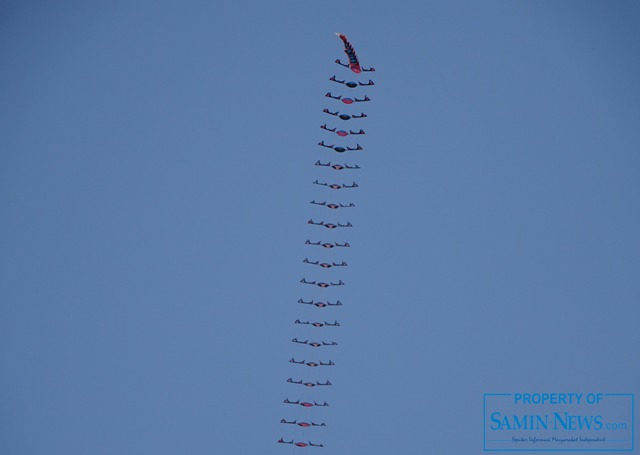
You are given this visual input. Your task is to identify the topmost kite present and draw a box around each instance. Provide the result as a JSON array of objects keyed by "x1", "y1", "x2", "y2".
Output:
[{"x1": 335, "y1": 33, "x2": 375, "y2": 74}]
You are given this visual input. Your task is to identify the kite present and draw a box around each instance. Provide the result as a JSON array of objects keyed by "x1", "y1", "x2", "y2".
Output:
[
  {"x1": 283, "y1": 398, "x2": 329, "y2": 407},
  {"x1": 312, "y1": 180, "x2": 358, "y2": 190},
  {"x1": 287, "y1": 378, "x2": 333, "y2": 386},
  {"x1": 335, "y1": 33, "x2": 376, "y2": 73},
  {"x1": 278, "y1": 438, "x2": 324, "y2": 448},
  {"x1": 303, "y1": 258, "x2": 348, "y2": 268},
  {"x1": 289, "y1": 358, "x2": 335, "y2": 367},
  {"x1": 280, "y1": 33, "x2": 374, "y2": 450},
  {"x1": 314, "y1": 161, "x2": 361, "y2": 171},
  {"x1": 310, "y1": 200, "x2": 356, "y2": 209},
  {"x1": 299, "y1": 278, "x2": 345, "y2": 288},
  {"x1": 304, "y1": 240, "x2": 351, "y2": 248},
  {"x1": 330, "y1": 75, "x2": 375, "y2": 87},
  {"x1": 326, "y1": 92, "x2": 370, "y2": 103},
  {"x1": 297, "y1": 298, "x2": 344, "y2": 307},
  {"x1": 323, "y1": 109, "x2": 368, "y2": 120},
  {"x1": 293, "y1": 319, "x2": 340, "y2": 327},
  {"x1": 318, "y1": 141, "x2": 363, "y2": 153},
  {"x1": 291, "y1": 338, "x2": 338, "y2": 347},
  {"x1": 306, "y1": 219, "x2": 352, "y2": 229},
  {"x1": 281, "y1": 419, "x2": 327, "y2": 427},
  {"x1": 320, "y1": 124, "x2": 366, "y2": 136}
]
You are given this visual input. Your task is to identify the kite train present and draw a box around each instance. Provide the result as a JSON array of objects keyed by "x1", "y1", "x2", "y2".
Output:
[{"x1": 279, "y1": 33, "x2": 375, "y2": 449}]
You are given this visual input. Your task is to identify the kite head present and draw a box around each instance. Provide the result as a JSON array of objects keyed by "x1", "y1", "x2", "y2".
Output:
[{"x1": 335, "y1": 33, "x2": 363, "y2": 73}]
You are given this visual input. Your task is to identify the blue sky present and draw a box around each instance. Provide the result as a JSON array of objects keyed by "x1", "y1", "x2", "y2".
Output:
[{"x1": 1, "y1": 1, "x2": 639, "y2": 454}]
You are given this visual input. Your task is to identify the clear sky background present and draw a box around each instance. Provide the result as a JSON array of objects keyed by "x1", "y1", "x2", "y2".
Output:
[{"x1": 1, "y1": 1, "x2": 639, "y2": 454}]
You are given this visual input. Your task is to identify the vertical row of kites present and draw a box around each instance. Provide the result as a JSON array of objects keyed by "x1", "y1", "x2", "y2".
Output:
[{"x1": 278, "y1": 33, "x2": 375, "y2": 449}]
